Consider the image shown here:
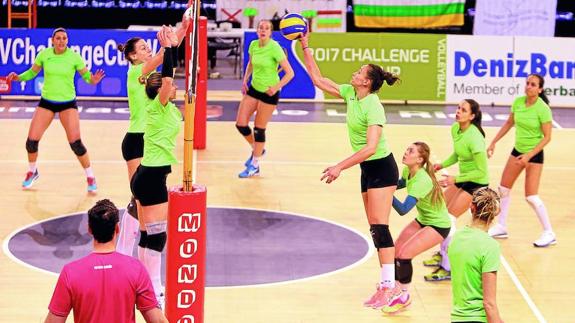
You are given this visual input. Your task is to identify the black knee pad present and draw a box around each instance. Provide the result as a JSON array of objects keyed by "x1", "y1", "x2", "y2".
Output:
[
  {"x1": 395, "y1": 258, "x2": 413, "y2": 284},
  {"x1": 236, "y1": 124, "x2": 252, "y2": 136},
  {"x1": 26, "y1": 138, "x2": 39, "y2": 153},
  {"x1": 147, "y1": 232, "x2": 167, "y2": 252},
  {"x1": 127, "y1": 196, "x2": 138, "y2": 220},
  {"x1": 370, "y1": 224, "x2": 394, "y2": 249},
  {"x1": 254, "y1": 127, "x2": 266, "y2": 142},
  {"x1": 138, "y1": 231, "x2": 148, "y2": 248},
  {"x1": 69, "y1": 139, "x2": 87, "y2": 156}
]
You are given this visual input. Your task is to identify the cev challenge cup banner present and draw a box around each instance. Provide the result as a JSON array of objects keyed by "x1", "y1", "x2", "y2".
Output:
[{"x1": 0, "y1": 28, "x2": 159, "y2": 98}]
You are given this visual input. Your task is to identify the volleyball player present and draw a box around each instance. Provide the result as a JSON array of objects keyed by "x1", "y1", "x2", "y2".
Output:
[
  {"x1": 6, "y1": 28, "x2": 105, "y2": 192},
  {"x1": 115, "y1": 15, "x2": 190, "y2": 257},
  {"x1": 130, "y1": 27, "x2": 182, "y2": 308},
  {"x1": 299, "y1": 32, "x2": 400, "y2": 309},
  {"x1": 381, "y1": 142, "x2": 450, "y2": 313},
  {"x1": 423, "y1": 99, "x2": 489, "y2": 282},
  {"x1": 235, "y1": 20, "x2": 294, "y2": 178},
  {"x1": 449, "y1": 187, "x2": 503, "y2": 323},
  {"x1": 487, "y1": 74, "x2": 556, "y2": 247}
]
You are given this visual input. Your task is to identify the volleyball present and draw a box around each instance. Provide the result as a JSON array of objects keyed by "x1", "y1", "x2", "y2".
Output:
[{"x1": 279, "y1": 13, "x2": 307, "y2": 41}]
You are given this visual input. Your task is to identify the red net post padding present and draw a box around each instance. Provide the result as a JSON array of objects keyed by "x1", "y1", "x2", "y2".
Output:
[
  {"x1": 185, "y1": 16, "x2": 208, "y2": 150},
  {"x1": 165, "y1": 185, "x2": 207, "y2": 323}
]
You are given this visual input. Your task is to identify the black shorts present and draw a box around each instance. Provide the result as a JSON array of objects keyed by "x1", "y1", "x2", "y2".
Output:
[
  {"x1": 121, "y1": 132, "x2": 144, "y2": 161},
  {"x1": 38, "y1": 98, "x2": 78, "y2": 113},
  {"x1": 130, "y1": 165, "x2": 172, "y2": 206},
  {"x1": 360, "y1": 153, "x2": 399, "y2": 193},
  {"x1": 511, "y1": 147, "x2": 544, "y2": 164},
  {"x1": 454, "y1": 182, "x2": 488, "y2": 196},
  {"x1": 415, "y1": 219, "x2": 451, "y2": 239},
  {"x1": 247, "y1": 85, "x2": 280, "y2": 105}
]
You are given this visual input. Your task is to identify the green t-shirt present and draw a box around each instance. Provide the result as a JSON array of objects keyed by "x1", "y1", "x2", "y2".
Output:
[
  {"x1": 401, "y1": 167, "x2": 450, "y2": 228},
  {"x1": 34, "y1": 47, "x2": 86, "y2": 102},
  {"x1": 442, "y1": 123, "x2": 489, "y2": 185},
  {"x1": 141, "y1": 96, "x2": 182, "y2": 167},
  {"x1": 449, "y1": 226, "x2": 500, "y2": 323},
  {"x1": 248, "y1": 39, "x2": 286, "y2": 93},
  {"x1": 511, "y1": 96, "x2": 553, "y2": 154},
  {"x1": 339, "y1": 84, "x2": 390, "y2": 161},
  {"x1": 127, "y1": 63, "x2": 151, "y2": 133}
]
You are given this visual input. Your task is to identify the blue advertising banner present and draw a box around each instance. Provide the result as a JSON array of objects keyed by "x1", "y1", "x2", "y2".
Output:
[
  {"x1": 0, "y1": 28, "x2": 160, "y2": 97},
  {"x1": 243, "y1": 31, "x2": 315, "y2": 99}
]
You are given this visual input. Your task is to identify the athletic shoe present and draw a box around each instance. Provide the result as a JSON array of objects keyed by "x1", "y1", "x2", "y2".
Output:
[
  {"x1": 424, "y1": 267, "x2": 451, "y2": 282},
  {"x1": 22, "y1": 170, "x2": 39, "y2": 189},
  {"x1": 533, "y1": 231, "x2": 557, "y2": 248},
  {"x1": 488, "y1": 223, "x2": 508, "y2": 239},
  {"x1": 87, "y1": 177, "x2": 97, "y2": 193},
  {"x1": 369, "y1": 286, "x2": 395, "y2": 309},
  {"x1": 238, "y1": 164, "x2": 260, "y2": 178},
  {"x1": 422, "y1": 251, "x2": 442, "y2": 267},
  {"x1": 381, "y1": 290, "x2": 411, "y2": 314},
  {"x1": 244, "y1": 149, "x2": 266, "y2": 167}
]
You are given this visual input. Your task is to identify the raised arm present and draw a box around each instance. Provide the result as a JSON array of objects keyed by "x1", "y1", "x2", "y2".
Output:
[{"x1": 298, "y1": 32, "x2": 341, "y2": 99}]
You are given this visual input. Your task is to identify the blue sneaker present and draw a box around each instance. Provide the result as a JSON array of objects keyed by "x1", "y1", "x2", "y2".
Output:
[
  {"x1": 22, "y1": 170, "x2": 39, "y2": 189},
  {"x1": 87, "y1": 177, "x2": 98, "y2": 193},
  {"x1": 238, "y1": 164, "x2": 260, "y2": 178},
  {"x1": 244, "y1": 149, "x2": 266, "y2": 167}
]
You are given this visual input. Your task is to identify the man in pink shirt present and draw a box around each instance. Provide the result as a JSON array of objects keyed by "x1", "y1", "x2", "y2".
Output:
[{"x1": 44, "y1": 199, "x2": 167, "y2": 323}]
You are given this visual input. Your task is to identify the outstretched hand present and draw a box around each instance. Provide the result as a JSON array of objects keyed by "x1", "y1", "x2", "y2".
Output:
[
  {"x1": 320, "y1": 165, "x2": 342, "y2": 184},
  {"x1": 299, "y1": 26, "x2": 310, "y2": 48},
  {"x1": 157, "y1": 28, "x2": 171, "y2": 48},
  {"x1": 90, "y1": 69, "x2": 106, "y2": 84},
  {"x1": 6, "y1": 72, "x2": 19, "y2": 82}
]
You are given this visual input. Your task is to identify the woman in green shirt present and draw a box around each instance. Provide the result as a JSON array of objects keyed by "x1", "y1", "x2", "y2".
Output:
[
  {"x1": 116, "y1": 18, "x2": 189, "y2": 257},
  {"x1": 424, "y1": 99, "x2": 488, "y2": 282},
  {"x1": 299, "y1": 32, "x2": 400, "y2": 309},
  {"x1": 236, "y1": 20, "x2": 294, "y2": 178},
  {"x1": 7, "y1": 28, "x2": 105, "y2": 192},
  {"x1": 130, "y1": 27, "x2": 182, "y2": 308},
  {"x1": 487, "y1": 74, "x2": 555, "y2": 248},
  {"x1": 382, "y1": 142, "x2": 450, "y2": 314},
  {"x1": 449, "y1": 187, "x2": 503, "y2": 323}
]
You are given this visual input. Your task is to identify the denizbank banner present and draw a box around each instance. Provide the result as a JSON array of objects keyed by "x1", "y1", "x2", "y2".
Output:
[
  {"x1": 446, "y1": 35, "x2": 575, "y2": 107},
  {"x1": 244, "y1": 31, "x2": 447, "y2": 101}
]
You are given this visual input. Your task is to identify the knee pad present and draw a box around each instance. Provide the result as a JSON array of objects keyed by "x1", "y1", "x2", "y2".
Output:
[
  {"x1": 526, "y1": 195, "x2": 544, "y2": 208},
  {"x1": 138, "y1": 231, "x2": 148, "y2": 248},
  {"x1": 254, "y1": 127, "x2": 266, "y2": 142},
  {"x1": 498, "y1": 186, "x2": 511, "y2": 198},
  {"x1": 69, "y1": 139, "x2": 87, "y2": 156},
  {"x1": 235, "y1": 124, "x2": 252, "y2": 136},
  {"x1": 147, "y1": 232, "x2": 167, "y2": 252},
  {"x1": 26, "y1": 138, "x2": 39, "y2": 153},
  {"x1": 370, "y1": 224, "x2": 394, "y2": 249},
  {"x1": 127, "y1": 196, "x2": 138, "y2": 220},
  {"x1": 395, "y1": 258, "x2": 413, "y2": 284}
]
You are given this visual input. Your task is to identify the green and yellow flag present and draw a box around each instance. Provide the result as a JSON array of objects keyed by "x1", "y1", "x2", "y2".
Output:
[{"x1": 353, "y1": 0, "x2": 465, "y2": 28}]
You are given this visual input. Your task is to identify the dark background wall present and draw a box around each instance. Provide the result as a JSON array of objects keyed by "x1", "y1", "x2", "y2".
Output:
[{"x1": 2, "y1": 0, "x2": 574, "y2": 36}]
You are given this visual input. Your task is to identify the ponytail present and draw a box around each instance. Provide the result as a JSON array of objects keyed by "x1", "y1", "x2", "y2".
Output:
[{"x1": 414, "y1": 142, "x2": 444, "y2": 206}]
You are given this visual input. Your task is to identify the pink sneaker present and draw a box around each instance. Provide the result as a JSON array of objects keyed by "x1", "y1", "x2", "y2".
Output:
[
  {"x1": 382, "y1": 290, "x2": 411, "y2": 314},
  {"x1": 363, "y1": 284, "x2": 384, "y2": 307},
  {"x1": 87, "y1": 177, "x2": 97, "y2": 193},
  {"x1": 369, "y1": 286, "x2": 395, "y2": 309}
]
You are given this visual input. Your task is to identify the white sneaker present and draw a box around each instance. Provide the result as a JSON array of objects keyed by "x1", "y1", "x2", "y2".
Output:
[
  {"x1": 488, "y1": 223, "x2": 508, "y2": 239},
  {"x1": 533, "y1": 231, "x2": 557, "y2": 248}
]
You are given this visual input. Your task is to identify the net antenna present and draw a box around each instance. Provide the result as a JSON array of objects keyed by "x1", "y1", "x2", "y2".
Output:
[{"x1": 183, "y1": 0, "x2": 201, "y2": 192}]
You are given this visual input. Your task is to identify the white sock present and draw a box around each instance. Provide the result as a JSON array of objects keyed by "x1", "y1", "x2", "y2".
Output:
[
  {"x1": 498, "y1": 186, "x2": 511, "y2": 227},
  {"x1": 440, "y1": 234, "x2": 453, "y2": 271},
  {"x1": 251, "y1": 155, "x2": 260, "y2": 167},
  {"x1": 138, "y1": 246, "x2": 146, "y2": 263},
  {"x1": 116, "y1": 209, "x2": 139, "y2": 256},
  {"x1": 29, "y1": 162, "x2": 37, "y2": 173},
  {"x1": 380, "y1": 264, "x2": 395, "y2": 288},
  {"x1": 144, "y1": 248, "x2": 164, "y2": 296},
  {"x1": 526, "y1": 195, "x2": 553, "y2": 232},
  {"x1": 84, "y1": 166, "x2": 94, "y2": 178}
]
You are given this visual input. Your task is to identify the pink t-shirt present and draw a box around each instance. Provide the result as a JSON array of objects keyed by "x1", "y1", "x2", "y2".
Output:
[{"x1": 48, "y1": 251, "x2": 158, "y2": 323}]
